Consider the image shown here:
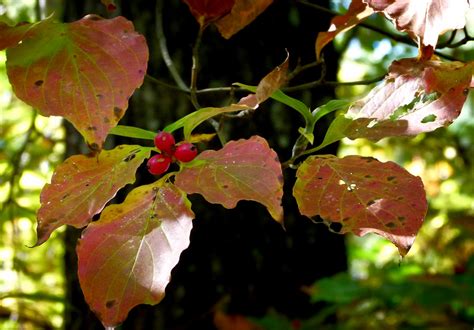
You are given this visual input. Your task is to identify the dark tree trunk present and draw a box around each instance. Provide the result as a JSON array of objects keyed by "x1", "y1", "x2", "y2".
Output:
[{"x1": 63, "y1": 1, "x2": 347, "y2": 329}]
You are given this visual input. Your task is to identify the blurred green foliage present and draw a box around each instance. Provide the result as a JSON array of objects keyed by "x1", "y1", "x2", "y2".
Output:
[{"x1": 0, "y1": 2, "x2": 66, "y2": 329}]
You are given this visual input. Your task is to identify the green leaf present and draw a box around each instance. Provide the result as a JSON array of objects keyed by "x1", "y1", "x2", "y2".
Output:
[
  {"x1": 6, "y1": 15, "x2": 149, "y2": 150},
  {"x1": 175, "y1": 135, "x2": 284, "y2": 223},
  {"x1": 77, "y1": 182, "x2": 194, "y2": 327},
  {"x1": 164, "y1": 104, "x2": 249, "y2": 140},
  {"x1": 312, "y1": 99, "x2": 350, "y2": 124},
  {"x1": 36, "y1": 145, "x2": 151, "y2": 245},
  {"x1": 236, "y1": 83, "x2": 312, "y2": 124},
  {"x1": 293, "y1": 155, "x2": 427, "y2": 256},
  {"x1": 108, "y1": 125, "x2": 156, "y2": 140}
]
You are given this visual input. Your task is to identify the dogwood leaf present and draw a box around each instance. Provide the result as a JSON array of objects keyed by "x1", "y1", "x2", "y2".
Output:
[
  {"x1": 77, "y1": 182, "x2": 194, "y2": 327},
  {"x1": 175, "y1": 136, "x2": 284, "y2": 223},
  {"x1": 6, "y1": 15, "x2": 148, "y2": 150},
  {"x1": 293, "y1": 155, "x2": 427, "y2": 256},
  {"x1": 35, "y1": 145, "x2": 150, "y2": 245}
]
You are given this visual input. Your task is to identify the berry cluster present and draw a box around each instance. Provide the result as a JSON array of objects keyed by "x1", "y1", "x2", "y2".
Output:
[{"x1": 147, "y1": 131, "x2": 198, "y2": 175}]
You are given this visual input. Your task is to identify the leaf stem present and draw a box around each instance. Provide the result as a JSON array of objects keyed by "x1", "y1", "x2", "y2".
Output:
[
  {"x1": 190, "y1": 26, "x2": 204, "y2": 109},
  {"x1": 155, "y1": 0, "x2": 189, "y2": 91}
]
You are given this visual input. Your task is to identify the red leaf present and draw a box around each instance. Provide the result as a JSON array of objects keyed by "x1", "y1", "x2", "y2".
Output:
[
  {"x1": 365, "y1": 0, "x2": 471, "y2": 48},
  {"x1": 214, "y1": 0, "x2": 273, "y2": 39},
  {"x1": 175, "y1": 136, "x2": 284, "y2": 223},
  {"x1": 36, "y1": 145, "x2": 150, "y2": 246},
  {"x1": 77, "y1": 182, "x2": 194, "y2": 327},
  {"x1": 333, "y1": 58, "x2": 473, "y2": 141},
  {"x1": 316, "y1": 0, "x2": 374, "y2": 60},
  {"x1": 6, "y1": 15, "x2": 148, "y2": 150},
  {"x1": 293, "y1": 155, "x2": 427, "y2": 256},
  {"x1": 183, "y1": 0, "x2": 235, "y2": 26}
]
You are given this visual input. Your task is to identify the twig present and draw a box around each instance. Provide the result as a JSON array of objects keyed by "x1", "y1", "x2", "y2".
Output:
[
  {"x1": 155, "y1": 0, "x2": 189, "y2": 91},
  {"x1": 287, "y1": 59, "x2": 323, "y2": 81},
  {"x1": 283, "y1": 74, "x2": 385, "y2": 92},
  {"x1": 190, "y1": 26, "x2": 204, "y2": 109},
  {"x1": 145, "y1": 74, "x2": 188, "y2": 93},
  {"x1": 295, "y1": 0, "x2": 463, "y2": 62}
]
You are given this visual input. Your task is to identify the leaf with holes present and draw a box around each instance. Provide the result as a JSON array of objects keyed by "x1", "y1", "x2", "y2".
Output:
[
  {"x1": 214, "y1": 0, "x2": 273, "y2": 39},
  {"x1": 6, "y1": 15, "x2": 148, "y2": 150},
  {"x1": 293, "y1": 155, "x2": 427, "y2": 256},
  {"x1": 35, "y1": 145, "x2": 151, "y2": 246},
  {"x1": 322, "y1": 58, "x2": 473, "y2": 143},
  {"x1": 365, "y1": 0, "x2": 471, "y2": 48},
  {"x1": 175, "y1": 136, "x2": 283, "y2": 223},
  {"x1": 316, "y1": 0, "x2": 374, "y2": 60},
  {"x1": 77, "y1": 182, "x2": 194, "y2": 327},
  {"x1": 183, "y1": 0, "x2": 235, "y2": 27}
]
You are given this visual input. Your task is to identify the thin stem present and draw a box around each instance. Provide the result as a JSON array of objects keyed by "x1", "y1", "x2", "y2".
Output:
[
  {"x1": 190, "y1": 26, "x2": 205, "y2": 109},
  {"x1": 155, "y1": 0, "x2": 189, "y2": 91},
  {"x1": 145, "y1": 74, "x2": 188, "y2": 93},
  {"x1": 287, "y1": 59, "x2": 323, "y2": 81},
  {"x1": 284, "y1": 74, "x2": 385, "y2": 92}
]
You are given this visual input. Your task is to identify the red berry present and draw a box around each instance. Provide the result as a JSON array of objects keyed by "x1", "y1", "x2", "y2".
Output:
[
  {"x1": 174, "y1": 142, "x2": 198, "y2": 162},
  {"x1": 147, "y1": 154, "x2": 171, "y2": 175},
  {"x1": 154, "y1": 131, "x2": 176, "y2": 155}
]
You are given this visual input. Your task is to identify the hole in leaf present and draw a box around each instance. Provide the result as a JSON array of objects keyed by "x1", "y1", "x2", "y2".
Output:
[
  {"x1": 366, "y1": 200, "x2": 375, "y2": 206},
  {"x1": 106, "y1": 300, "x2": 116, "y2": 308},
  {"x1": 310, "y1": 216, "x2": 324, "y2": 224},
  {"x1": 329, "y1": 222, "x2": 343, "y2": 233},
  {"x1": 463, "y1": 88, "x2": 469, "y2": 95},
  {"x1": 364, "y1": 175, "x2": 372, "y2": 179},
  {"x1": 88, "y1": 143, "x2": 100, "y2": 151},
  {"x1": 123, "y1": 153, "x2": 136, "y2": 162},
  {"x1": 385, "y1": 222, "x2": 396, "y2": 229},
  {"x1": 398, "y1": 216, "x2": 406, "y2": 222},
  {"x1": 114, "y1": 107, "x2": 124, "y2": 120},
  {"x1": 387, "y1": 176, "x2": 396, "y2": 181},
  {"x1": 34, "y1": 80, "x2": 43, "y2": 87},
  {"x1": 421, "y1": 114, "x2": 437, "y2": 123},
  {"x1": 87, "y1": 126, "x2": 97, "y2": 131}
]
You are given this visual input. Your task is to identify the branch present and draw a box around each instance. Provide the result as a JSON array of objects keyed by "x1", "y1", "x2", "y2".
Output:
[
  {"x1": 155, "y1": 0, "x2": 189, "y2": 91},
  {"x1": 295, "y1": 0, "x2": 463, "y2": 62},
  {"x1": 284, "y1": 74, "x2": 386, "y2": 92}
]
